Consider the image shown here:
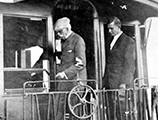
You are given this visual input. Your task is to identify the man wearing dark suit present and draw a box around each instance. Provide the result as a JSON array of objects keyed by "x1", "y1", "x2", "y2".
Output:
[
  {"x1": 54, "y1": 17, "x2": 87, "y2": 120},
  {"x1": 103, "y1": 16, "x2": 135, "y2": 89},
  {"x1": 103, "y1": 16, "x2": 136, "y2": 120}
]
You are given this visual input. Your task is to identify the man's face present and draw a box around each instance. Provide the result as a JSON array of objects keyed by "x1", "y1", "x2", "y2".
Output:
[
  {"x1": 108, "y1": 22, "x2": 120, "y2": 36},
  {"x1": 55, "y1": 27, "x2": 67, "y2": 39}
]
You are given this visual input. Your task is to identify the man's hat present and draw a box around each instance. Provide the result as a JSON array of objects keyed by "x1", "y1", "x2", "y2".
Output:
[{"x1": 54, "y1": 17, "x2": 71, "y2": 31}]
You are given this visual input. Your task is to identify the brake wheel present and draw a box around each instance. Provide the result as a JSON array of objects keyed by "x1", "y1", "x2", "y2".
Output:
[{"x1": 68, "y1": 84, "x2": 98, "y2": 119}]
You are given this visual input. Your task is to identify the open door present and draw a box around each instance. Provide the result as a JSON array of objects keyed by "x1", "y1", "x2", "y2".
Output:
[
  {"x1": 104, "y1": 20, "x2": 144, "y2": 87},
  {"x1": 52, "y1": 0, "x2": 101, "y2": 89}
]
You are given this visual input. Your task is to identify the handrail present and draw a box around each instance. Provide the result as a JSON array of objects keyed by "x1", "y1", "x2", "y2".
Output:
[
  {"x1": 23, "y1": 79, "x2": 97, "y2": 95},
  {"x1": 4, "y1": 68, "x2": 50, "y2": 75}
]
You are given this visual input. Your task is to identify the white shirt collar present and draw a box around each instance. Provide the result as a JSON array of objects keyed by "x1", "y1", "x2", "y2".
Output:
[{"x1": 110, "y1": 31, "x2": 123, "y2": 50}]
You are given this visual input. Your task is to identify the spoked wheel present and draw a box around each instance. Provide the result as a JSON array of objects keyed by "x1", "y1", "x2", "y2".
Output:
[{"x1": 68, "y1": 84, "x2": 98, "y2": 119}]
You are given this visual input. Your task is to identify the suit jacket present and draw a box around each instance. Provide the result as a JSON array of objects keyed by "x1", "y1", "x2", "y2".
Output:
[
  {"x1": 57, "y1": 31, "x2": 87, "y2": 91},
  {"x1": 104, "y1": 33, "x2": 135, "y2": 89}
]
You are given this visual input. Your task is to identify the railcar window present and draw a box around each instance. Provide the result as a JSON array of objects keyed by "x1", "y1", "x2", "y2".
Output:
[
  {"x1": 4, "y1": 16, "x2": 46, "y2": 68},
  {"x1": 121, "y1": 26, "x2": 135, "y2": 40},
  {"x1": 3, "y1": 15, "x2": 47, "y2": 89}
]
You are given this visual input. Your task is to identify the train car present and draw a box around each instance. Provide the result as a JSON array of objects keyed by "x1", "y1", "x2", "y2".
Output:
[
  {"x1": 0, "y1": 0, "x2": 158, "y2": 120},
  {"x1": 0, "y1": 1, "x2": 54, "y2": 120}
]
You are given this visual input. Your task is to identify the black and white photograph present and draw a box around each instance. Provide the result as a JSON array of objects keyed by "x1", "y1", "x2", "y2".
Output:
[{"x1": 0, "y1": 0, "x2": 158, "y2": 120}]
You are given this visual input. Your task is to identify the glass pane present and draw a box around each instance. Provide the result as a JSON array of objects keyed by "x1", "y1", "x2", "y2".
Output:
[
  {"x1": 3, "y1": 15, "x2": 47, "y2": 89},
  {"x1": 4, "y1": 16, "x2": 46, "y2": 68}
]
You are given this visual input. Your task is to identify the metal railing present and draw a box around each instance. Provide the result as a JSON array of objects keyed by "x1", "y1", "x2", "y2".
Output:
[{"x1": 22, "y1": 78, "x2": 158, "y2": 120}]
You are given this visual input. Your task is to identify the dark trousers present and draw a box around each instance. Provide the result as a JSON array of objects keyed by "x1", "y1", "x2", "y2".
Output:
[{"x1": 106, "y1": 90, "x2": 126, "y2": 120}]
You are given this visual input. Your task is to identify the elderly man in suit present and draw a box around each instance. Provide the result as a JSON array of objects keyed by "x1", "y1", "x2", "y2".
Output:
[
  {"x1": 54, "y1": 17, "x2": 87, "y2": 120},
  {"x1": 103, "y1": 16, "x2": 136, "y2": 120}
]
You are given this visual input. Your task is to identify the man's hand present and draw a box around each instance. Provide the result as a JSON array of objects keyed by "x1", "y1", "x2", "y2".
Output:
[
  {"x1": 55, "y1": 72, "x2": 68, "y2": 79},
  {"x1": 119, "y1": 84, "x2": 126, "y2": 89},
  {"x1": 119, "y1": 84, "x2": 126, "y2": 101}
]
